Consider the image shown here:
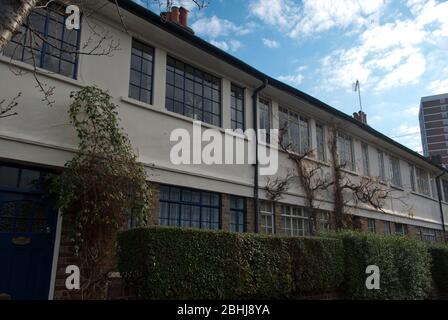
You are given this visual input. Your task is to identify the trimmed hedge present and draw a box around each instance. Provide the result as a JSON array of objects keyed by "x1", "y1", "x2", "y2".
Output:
[
  {"x1": 117, "y1": 227, "x2": 344, "y2": 299},
  {"x1": 332, "y1": 231, "x2": 432, "y2": 299},
  {"x1": 429, "y1": 244, "x2": 448, "y2": 298}
]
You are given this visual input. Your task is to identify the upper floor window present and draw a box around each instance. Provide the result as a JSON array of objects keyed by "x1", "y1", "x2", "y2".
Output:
[
  {"x1": 129, "y1": 39, "x2": 154, "y2": 104},
  {"x1": 279, "y1": 107, "x2": 309, "y2": 154},
  {"x1": 442, "y1": 180, "x2": 448, "y2": 202},
  {"x1": 416, "y1": 167, "x2": 430, "y2": 196},
  {"x1": 337, "y1": 133, "x2": 355, "y2": 171},
  {"x1": 316, "y1": 123, "x2": 326, "y2": 161},
  {"x1": 409, "y1": 164, "x2": 416, "y2": 192},
  {"x1": 280, "y1": 205, "x2": 309, "y2": 236},
  {"x1": 361, "y1": 143, "x2": 370, "y2": 176},
  {"x1": 378, "y1": 150, "x2": 386, "y2": 182},
  {"x1": 259, "y1": 97, "x2": 271, "y2": 144},
  {"x1": 166, "y1": 56, "x2": 221, "y2": 126},
  {"x1": 231, "y1": 84, "x2": 245, "y2": 130},
  {"x1": 229, "y1": 196, "x2": 245, "y2": 232},
  {"x1": 159, "y1": 185, "x2": 220, "y2": 230},
  {"x1": 2, "y1": 3, "x2": 80, "y2": 79},
  {"x1": 389, "y1": 156, "x2": 402, "y2": 187},
  {"x1": 259, "y1": 200, "x2": 274, "y2": 234}
]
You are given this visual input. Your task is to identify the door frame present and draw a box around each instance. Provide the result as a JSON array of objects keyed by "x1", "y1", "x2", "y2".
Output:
[
  {"x1": 48, "y1": 210, "x2": 63, "y2": 300},
  {"x1": 0, "y1": 160, "x2": 61, "y2": 300}
]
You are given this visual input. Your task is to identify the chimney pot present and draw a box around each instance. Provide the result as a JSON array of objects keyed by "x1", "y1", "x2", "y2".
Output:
[
  {"x1": 179, "y1": 7, "x2": 189, "y2": 27},
  {"x1": 353, "y1": 111, "x2": 368, "y2": 124},
  {"x1": 171, "y1": 6, "x2": 180, "y2": 24}
]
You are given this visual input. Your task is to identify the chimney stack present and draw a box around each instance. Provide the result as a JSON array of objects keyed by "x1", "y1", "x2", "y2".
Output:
[
  {"x1": 179, "y1": 7, "x2": 189, "y2": 27},
  {"x1": 353, "y1": 110, "x2": 367, "y2": 124},
  {"x1": 161, "y1": 6, "x2": 194, "y2": 34}
]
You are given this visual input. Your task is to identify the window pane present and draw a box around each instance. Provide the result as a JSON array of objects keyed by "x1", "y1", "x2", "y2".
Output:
[{"x1": 128, "y1": 39, "x2": 154, "y2": 104}]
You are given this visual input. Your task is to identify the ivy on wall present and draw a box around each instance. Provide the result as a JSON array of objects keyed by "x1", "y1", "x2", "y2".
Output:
[{"x1": 52, "y1": 86, "x2": 152, "y2": 299}]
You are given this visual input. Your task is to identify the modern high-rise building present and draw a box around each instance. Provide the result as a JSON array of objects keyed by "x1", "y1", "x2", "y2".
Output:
[{"x1": 419, "y1": 93, "x2": 448, "y2": 167}]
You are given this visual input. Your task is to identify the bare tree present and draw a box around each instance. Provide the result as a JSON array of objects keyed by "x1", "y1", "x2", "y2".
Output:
[{"x1": 0, "y1": 92, "x2": 21, "y2": 118}]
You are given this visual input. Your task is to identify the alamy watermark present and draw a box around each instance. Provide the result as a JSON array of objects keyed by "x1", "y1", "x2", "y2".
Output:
[{"x1": 170, "y1": 121, "x2": 279, "y2": 175}]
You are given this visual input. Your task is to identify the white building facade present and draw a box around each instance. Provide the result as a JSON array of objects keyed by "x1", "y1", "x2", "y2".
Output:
[{"x1": 0, "y1": 0, "x2": 447, "y2": 300}]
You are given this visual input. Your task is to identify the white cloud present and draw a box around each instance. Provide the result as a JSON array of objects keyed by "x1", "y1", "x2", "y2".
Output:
[
  {"x1": 403, "y1": 106, "x2": 420, "y2": 117},
  {"x1": 249, "y1": 0, "x2": 385, "y2": 38},
  {"x1": 376, "y1": 52, "x2": 426, "y2": 90},
  {"x1": 427, "y1": 79, "x2": 448, "y2": 95},
  {"x1": 210, "y1": 40, "x2": 242, "y2": 52},
  {"x1": 192, "y1": 16, "x2": 253, "y2": 38},
  {"x1": 262, "y1": 38, "x2": 280, "y2": 48},
  {"x1": 278, "y1": 74, "x2": 304, "y2": 86}
]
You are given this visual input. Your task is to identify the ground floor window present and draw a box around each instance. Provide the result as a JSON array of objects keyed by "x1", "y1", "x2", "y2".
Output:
[
  {"x1": 280, "y1": 204, "x2": 309, "y2": 236},
  {"x1": 159, "y1": 185, "x2": 220, "y2": 229},
  {"x1": 395, "y1": 223, "x2": 407, "y2": 236},
  {"x1": 419, "y1": 227, "x2": 437, "y2": 242},
  {"x1": 230, "y1": 196, "x2": 245, "y2": 232},
  {"x1": 367, "y1": 218, "x2": 376, "y2": 233},
  {"x1": 318, "y1": 211, "x2": 331, "y2": 231},
  {"x1": 259, "y1": 200, "x2": 274, "y2": 234},
  {"x1": 384, "y1": 221, "x2": 391, "y2": 235}
]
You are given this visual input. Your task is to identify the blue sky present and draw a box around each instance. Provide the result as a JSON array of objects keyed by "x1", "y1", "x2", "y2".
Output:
[{"x1": 137, "y1": 0, "x2": 448, "y2": 153}]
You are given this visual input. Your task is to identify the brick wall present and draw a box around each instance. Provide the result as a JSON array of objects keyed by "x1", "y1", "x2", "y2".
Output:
[
  {"x1": 221, "y1": 193, "x2": 230, "y2": 231},
  {"x1": 246, "y1": 198, "x2": 255, "y2": 232}
]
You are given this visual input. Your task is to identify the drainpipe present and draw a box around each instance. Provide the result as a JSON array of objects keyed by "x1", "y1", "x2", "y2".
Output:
[
  {"x1": 252, "y1": 79, "x2": 268, "y2": 233},
  {"x1": 435, "y1": 171, "x2": 447, "y2": 243}
]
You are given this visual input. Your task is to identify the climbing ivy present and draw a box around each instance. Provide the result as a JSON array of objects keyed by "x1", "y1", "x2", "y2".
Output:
[{"x1": 52, "y1": 86, "x2": 152, "y2": 299}]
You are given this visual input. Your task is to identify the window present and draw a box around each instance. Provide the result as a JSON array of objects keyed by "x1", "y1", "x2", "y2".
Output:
[
  {"x1": 279, "y1": 107, "x2": 309, "y2": 154},
  {"x1": 316, "y1": 123, "x2": 326, "y2": 161},
  {"x1": 2, "y1": 3, "x2": 80, "y2": 78},
  {"x1": 409, "y1": 164, "x2": 416, "y2": 192},
  {"x1": 259, "y1": 97, "x2": 271, "y2": 143},
  {"x1": 159, "y1": 185, "x2": 220, "y2": 229},
  {"x1": 378, "y1": 150, "x2": 386, "y2": 181},
  {"x1": 166, "y1": 56, "x2": 221, "y2": 126},
  {"x1": 231, "y1": 84, "x2": 245, "y2": 130},
  {"x1": 442, "y1": 180, "x2": 448, "y2": 202},
  {"x1": 420, "y1": 228, "x2": 436, "y2": 242},
  {"x1": 416, "y1": 167, "x2": 430, "y2": 196},
  {"x1": 280, "y1": 205, "x2": 309, "y2": 236},
  {"x1": 362, "y1": 143, "x2": 370, "y2": 176},
  {"x1": 337, "y1": 133, "x2": 355, "y2": 171},
  {"x1": 389, "y1": 156, "x2": 402, "y2": 187},
  {"x1": 129, "y1": 39, "x2": 154, "y2": 104},
  {"x1": 259, "y1": 201, "x2": 274, "y2": 234},
  {"x1": 395, "y1": 223, "x2": 407, "y2": 236},
  {"x1": 384, "y1": 221, "x2": 391, "y2": 235},
  {"x1": 430, "y1": 177, "x2": 438, "y2": 199},
  {"x1": 318, "y1": 211, "x2": 331, "y2": 231},
  {"x1": 229, "y1": 196, "x2": 245, "y2": 232},
  {"x1": 367, "y1": 218, "x2": 376, "y2": 233}
]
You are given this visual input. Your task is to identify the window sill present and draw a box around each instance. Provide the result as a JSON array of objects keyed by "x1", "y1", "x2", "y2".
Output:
[
  {"x1": 0, "y1": 54, "x2": 84, "y2": 88},
  {"x1": 410, "y1": 191, "x2": 438, "y2": 201}
]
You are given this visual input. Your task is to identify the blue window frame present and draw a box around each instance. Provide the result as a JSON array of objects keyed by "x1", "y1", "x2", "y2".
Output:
[
  {"x1": 229, "y1": 196, "x2": 245, "y2": 232},
  {"x1": 166, "y1": 56, "x2": 221, "y2": 126},
  {"x1": 129, "y1": 39, "x2": 154, "y2": 104},
  {"x1": 159, "y1": 185, "x2": 220, "y2": 229},
  {"x1": 2, "y1": 3, "x2": 80, "y2": 79}
]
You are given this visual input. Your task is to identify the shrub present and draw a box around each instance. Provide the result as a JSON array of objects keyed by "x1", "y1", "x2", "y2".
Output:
[
  {"x1": 428, "y1": 244, "x2": 448, "y2": 298},
  {"x1": 117, "y1": 227, "x2": 344, "y2": 299},
  {"x1": 332, "y1": 230, "x2": 432, "y2": 299}
]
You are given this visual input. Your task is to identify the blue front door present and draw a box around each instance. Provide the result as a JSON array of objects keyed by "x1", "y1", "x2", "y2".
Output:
[{"x1": 0, "y1": 163, "x2": 58, "y2": 300}]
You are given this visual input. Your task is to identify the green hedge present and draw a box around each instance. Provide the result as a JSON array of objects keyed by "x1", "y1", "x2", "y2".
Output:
[
  {"x1": 429, "y1": 244, "x2": 448, "y2": 298},
  {"x1": 332, "y1": 231, "x2": 432, "y2": 299},
  {"x1": 117, "y1": 227, "x2": 344, "y2": 299}
]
